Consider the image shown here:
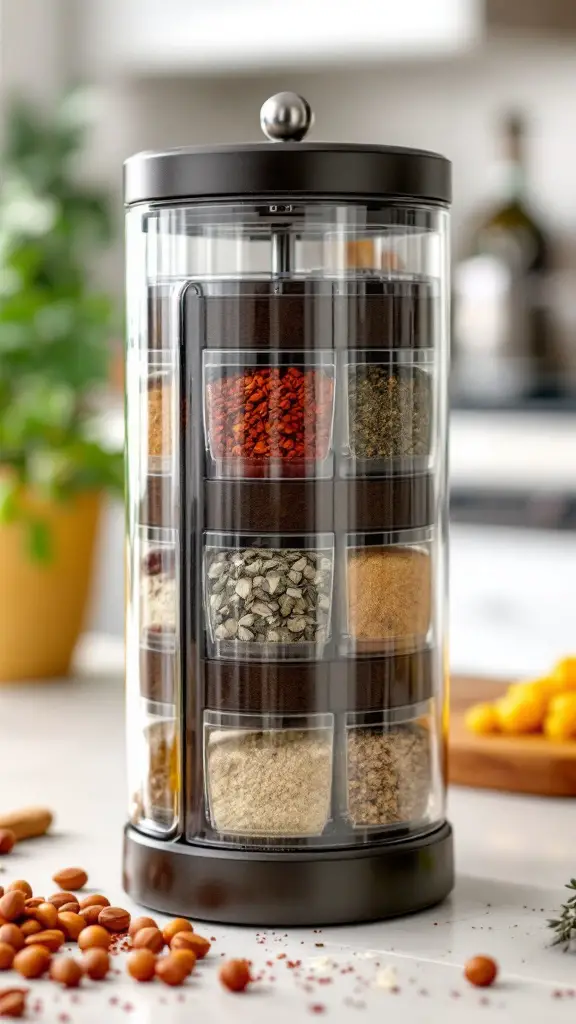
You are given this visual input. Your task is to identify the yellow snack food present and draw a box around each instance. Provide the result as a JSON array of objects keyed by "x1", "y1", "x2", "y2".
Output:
[
  {"x1": 505, "y1": 680, "x2": 549, "y2": 709},
  {"x1": 544, "y1": 715, "x2": 576, "y2": 741},
  {"x1": 465, "y1": 703, "x2": 500, "y2": 736},
  {"x1": 552, "y1": 657, "x2": 576, "y2": 691},
  {"x1": 496, "y1": 692, "x2": 545, "y2": 734}
]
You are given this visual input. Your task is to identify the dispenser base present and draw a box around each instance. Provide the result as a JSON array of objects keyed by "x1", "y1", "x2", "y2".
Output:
[{"x1": 123, "y1": 821, "x2": 454, "y2": 926}]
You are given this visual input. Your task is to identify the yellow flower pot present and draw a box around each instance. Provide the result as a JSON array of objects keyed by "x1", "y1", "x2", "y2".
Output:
[{"x1": 0, "y1": 489, "x2": 101, "y2": 681}]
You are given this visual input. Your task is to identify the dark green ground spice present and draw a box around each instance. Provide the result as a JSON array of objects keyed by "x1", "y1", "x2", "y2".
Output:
[{"x1": 347, "y1": 365, "x2": 432, "y2": 459}]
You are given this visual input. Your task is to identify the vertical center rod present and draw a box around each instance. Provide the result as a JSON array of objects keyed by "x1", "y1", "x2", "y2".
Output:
[{"x1": 272, "y1": 230, "x2": 295, "y2": 276}]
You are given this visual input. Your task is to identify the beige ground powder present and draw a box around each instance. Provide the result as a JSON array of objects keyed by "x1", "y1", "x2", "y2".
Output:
[
  {"x1": 206, "y1": 729, "x2": 333, "y2": 838},
  {"x1": 347, "y1": 546, "x2": 431, "y2": 645},
  {"x1": 347, "y1": 723, "x2": 431, "y2": 827}
]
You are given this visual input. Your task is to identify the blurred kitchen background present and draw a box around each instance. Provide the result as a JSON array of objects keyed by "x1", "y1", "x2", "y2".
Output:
[{"x1": 2, "y1": 0, "x2": 575, "y2": 678}]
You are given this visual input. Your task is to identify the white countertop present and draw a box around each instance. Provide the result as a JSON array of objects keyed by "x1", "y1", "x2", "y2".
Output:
[{"x1": 1, "y1": 634, "x2": 576, "y2": 1022}]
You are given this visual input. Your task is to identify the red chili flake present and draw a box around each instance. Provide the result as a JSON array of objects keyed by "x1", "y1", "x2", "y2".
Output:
[
  {"x1": 210, "y1": 936, "x2": 217, "y2": 941},
  {"x1": 318, "y1": 978, "x2": 333, "y2": 985},
  {"x1": 109, "y1": 997, "x2": 119, "y2": 1006},
  {"x1": 57, "y1": 1015, "x2": 71, "y2": 1024},
  {"x1": 277, "y1": 953, "x2": 286, "y2": 960},
  {"x1": 266, "y1": 960, "x2": 274, "y2": 967},
  {"x1": 309, "y1": 1005, "x2": 326, "y2": 1014},
  {"x1": 123, "y1": 1004, "x2": 134, "y2": 1013},
  {"x1": 314, "y1": 943, "x2": 325, "y2": 948},
  {"x1": 287, "y1": 960, "x2": 302, "y2": 969}
]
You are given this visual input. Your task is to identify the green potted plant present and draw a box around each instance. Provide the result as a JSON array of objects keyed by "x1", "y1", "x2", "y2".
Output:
[{"x1": 0, "y1": 91, "x2": 123, "y2": 681}]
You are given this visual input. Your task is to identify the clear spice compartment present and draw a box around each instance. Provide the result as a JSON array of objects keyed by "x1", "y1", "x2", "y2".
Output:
[
  {"x1": 204, "y1": 532, "x2": 334, "y2": 661},
  {"x1": 143, "y1": 360, "x2": 176, "y2": 475},
  {"x1": 204, "y1": 711, "x2": 334, "y2": 839},
  {"x1": 343, "y1": 529, "x2": 433, "y2": 654},
  {"x1": 344, "y1": 702, "x2": 436, "y2": 831},
  {"x1": 343, "y1": 351, "x2": 434, "y2": 476},
  {"x1": 203, "y1": 350, "x2": 335, "y2": 479},
  {"x1": 140, "y1": 527, "x2": 178, "y2": 652},
  {"x1": 129, "y1": 706, "x2": 180, "y2": 836}
]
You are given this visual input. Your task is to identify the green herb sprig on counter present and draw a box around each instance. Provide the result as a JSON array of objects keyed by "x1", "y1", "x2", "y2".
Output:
[{"x1": 548, "y1": 879, "x2": 576, "y2": 948}]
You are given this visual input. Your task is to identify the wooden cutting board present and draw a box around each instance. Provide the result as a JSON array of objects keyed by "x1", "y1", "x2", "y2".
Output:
[{"x1": 450, "y1": 676, "x2": 576, "y2": 797}]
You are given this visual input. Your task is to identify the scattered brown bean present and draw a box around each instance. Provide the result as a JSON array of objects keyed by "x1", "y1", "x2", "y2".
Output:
[
  {"x1": 98, "y1": 907, "x2": 130, "y2": 933},
  {"x1": 78, "y1": 895, "x2": 109, "y2": 911},
  {"x1": 13, "y1": 945, "x2": 51, "y2": 979},
  {"x1": 58, "y1": 902, "x2": 80, "y2": 914},
  {"x1": 23, "y1": 898, "x2": 44, "y2": 911},
  {"x1": 155, "y1": 955, "x2": 188, "y2": 987},
  {"x1": 464, "y1": 955, "x2": 498, "y2": 988},
  {"x1": 0, "y1": 927, "x2": 23, "y2": 953},
  {"x1": 6, "y1": 883, "x2": 31, "y2": 900},
  {"x1": 0, "y1": 990, "x2": 25, "y2": 1018},
  {"x1": 0, "y1": 807, "x2": 52, "y2": 841},
  {"x1": 162, "y1": 918, "x2": 193, "y2": 944},
  {"x1": 0, "y1": 832, "x2": 15, "y2": 856},
  {"x1": 49, "y1": 957, "x2": 83, "y2": 989},
  {"x1": 57, "y1": 913, "x2": 86, "y2": 942},
  {"x1": 48, "y1": 892, "x2": 77, "y2": 910},
  {"x1": 77, "y1": 926, "x2": 110, "y2": 952},
  {"x1": 219, "y1": 958, "x2": 252, "y2": 992},
  {"x1": 170, "y1": 949, "x2": 196, "y2": 976},
  {"x1": 128, "y1": 916, "x2": 157, "y2": 938},
  {"x1": 20, "y1": 921, "x2": 41, "y2": 939},
  {"x1": 24, "y1": 930, "x2": 64, "y2": 953},
  {"x1": 0, "y1": 894, "x2": 25, "y2": 924},
  {"x1": 82, "y1": 948, "x2": 110, "y2": 981},
  {"x1": 51, "y1": 868, "x2": 87, "y2": 892},
  {"x1": 132, "y1": 927, "x2": 164, "y2": 954},
  {"x1": 27, "y1": 903, "x2": 58, "y2": 929},
  {"x1": 126, "y1": 948, "x2": 156, "y2": 982},
  {"x1": 78, "y1": 906, "x2": 102, "y2": 926},
  {"x1": 0, "y1": 946, "x2": 14, "y2": 971},
  {"x1": 171, "y1": 932, "x2": 211, "y2": 959}
]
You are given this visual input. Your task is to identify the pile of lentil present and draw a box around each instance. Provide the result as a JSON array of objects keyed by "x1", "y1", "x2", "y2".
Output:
[
  {"x1": 206, "y1": 365, "x2": 334, "y2": 463},
  {"x1": 206, "y1": 728, "x2": 333, "y2": 837},
  {"x1": 206, "y1": 546, "x2": 333, "y2": 645},
  {"x1": 347, "y1": 546, "x2": 431, "y2": 646},
  {"x1": 346, "y1": 721, "x2": 431, "y2": 827},
  {"x1": 347, "y1": 364, "x2": 431, "y2": 460}
]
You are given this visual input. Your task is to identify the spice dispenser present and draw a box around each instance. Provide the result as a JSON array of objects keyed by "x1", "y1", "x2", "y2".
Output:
[{"x1": 123, "y1": 93, "x2": 454, "y2": 925}]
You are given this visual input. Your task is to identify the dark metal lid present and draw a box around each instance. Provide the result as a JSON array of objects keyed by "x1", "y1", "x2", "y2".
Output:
[{"x1": 124, "y1": 92, "x2": 451, "y2": 207}]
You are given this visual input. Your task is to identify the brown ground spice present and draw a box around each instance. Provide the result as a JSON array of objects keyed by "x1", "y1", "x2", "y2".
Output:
[
  {"x1": 148, "y1": 381, "x2": 172, "y2": 458},
  {"x1": 346, "y1": 722, "x2": 431, "y2": 827},
  {"x1": 131, "y1": 720, "x2": 178, "y2": 828},
  {"x1": 347, "y1": 546, "x2": 431, "y2": 646}
]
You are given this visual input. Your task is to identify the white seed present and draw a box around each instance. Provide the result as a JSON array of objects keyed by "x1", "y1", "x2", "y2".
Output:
[{"x1": 235, "y1": 578, "x2": 252, "y2": 599}]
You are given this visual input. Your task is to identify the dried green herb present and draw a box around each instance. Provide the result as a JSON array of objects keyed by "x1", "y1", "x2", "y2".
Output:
[
  {"x1": 548, "y1": 879, "x2": 576, "y2": 947},
  {"x1": 347, "y1": 364, "x2": 431, "y2": 460}
]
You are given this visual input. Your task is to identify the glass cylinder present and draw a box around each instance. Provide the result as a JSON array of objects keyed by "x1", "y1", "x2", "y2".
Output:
[{"x1": 124, "y1": 111, "x2": 452, "y2": 922}]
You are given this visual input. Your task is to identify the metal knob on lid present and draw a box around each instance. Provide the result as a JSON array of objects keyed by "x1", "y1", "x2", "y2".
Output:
[{"x1": 260, "y1": 92, "x2": 313, "y2": 142}]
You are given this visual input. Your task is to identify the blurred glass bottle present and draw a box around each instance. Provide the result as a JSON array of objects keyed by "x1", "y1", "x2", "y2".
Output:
[{"x1": 453, "y1": 112, "x2": 560, "y2": 403}]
